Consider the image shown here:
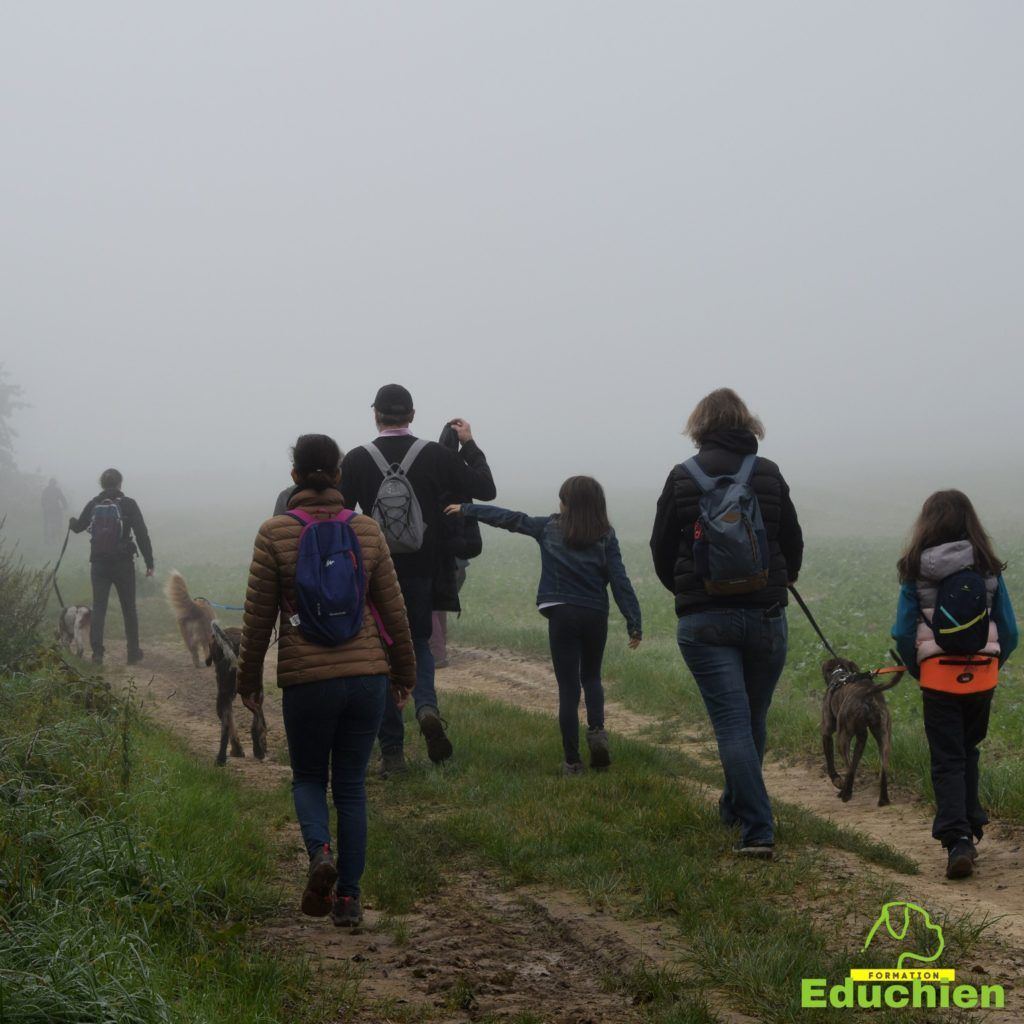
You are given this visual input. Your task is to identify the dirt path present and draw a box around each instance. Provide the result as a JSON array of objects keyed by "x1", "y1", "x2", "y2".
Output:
[
  {"x1": 110, "y1": 642, "x2": 756, "y2": 1024},
  {"x1": 439, "y1": 645, "x2": 1024, "y2": 961}
]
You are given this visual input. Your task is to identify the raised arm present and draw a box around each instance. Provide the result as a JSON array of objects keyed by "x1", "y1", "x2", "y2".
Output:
[
  {"x1": 439, "y1": 419, "x2": 496, "y2": 501},
  {"x1": 460, "y1": 503, "x2": 548, "y2": 540},
  {"x1": 237, "y1": 523, "x2": 280, "y2": 698},
  {"x1": 606, "y1": 530, "x2": 642, "y2": 639}
]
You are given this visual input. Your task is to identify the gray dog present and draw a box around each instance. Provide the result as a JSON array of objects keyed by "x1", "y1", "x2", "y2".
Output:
[
  {"x1": 821, "y1": 657, "x2": 904, "y2": 806},
  {"x1": 206, "y1": 621, "x2": 268, "y2": 766}
]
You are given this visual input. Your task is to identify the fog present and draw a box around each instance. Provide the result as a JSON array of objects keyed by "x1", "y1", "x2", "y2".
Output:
[{"x1": 3, "y1": 3, "x2": 1023, "y2": 534}]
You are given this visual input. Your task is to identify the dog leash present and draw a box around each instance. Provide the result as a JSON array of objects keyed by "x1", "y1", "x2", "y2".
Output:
[
  {"x1": 50, "y1": 524, "x2": 72, "y2": 608},
  {"x1": 196, "y1": 597, "x2": 246, "y2": 612},
  {"x1": 788, "y1": 585, "x2": 841, "y2": 660}
]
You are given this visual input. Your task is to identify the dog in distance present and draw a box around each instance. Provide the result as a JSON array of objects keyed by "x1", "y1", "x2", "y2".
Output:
[{"x1": 164, "y1": 570, "x2": 216, "y2": 667}]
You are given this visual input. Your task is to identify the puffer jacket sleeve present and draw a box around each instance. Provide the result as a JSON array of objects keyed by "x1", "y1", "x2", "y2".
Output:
[
  {"x1": 238, "y1": 522, "x2": 280, "y2": 697},
  {"x1": 365, "y1": 528, "x2": 416, "y2": 693}
]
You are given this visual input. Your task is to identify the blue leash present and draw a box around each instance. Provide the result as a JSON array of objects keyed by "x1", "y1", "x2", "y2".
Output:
[{"x1": 196, "y1": 598, "x2": 246, "y2": 612}]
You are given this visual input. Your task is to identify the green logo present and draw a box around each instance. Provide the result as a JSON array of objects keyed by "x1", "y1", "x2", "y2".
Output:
[
  {"x1": 861, "y1": 901, "x2": 944, "y2": 969},
  {"x1": 800, "y1": 900, "x2": 1004, "y2": 1011}
]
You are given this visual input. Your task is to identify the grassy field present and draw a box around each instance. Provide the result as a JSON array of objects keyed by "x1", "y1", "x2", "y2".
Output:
[{"x1": 452, "y1": 529, "x2": 1024, "y2": 823}]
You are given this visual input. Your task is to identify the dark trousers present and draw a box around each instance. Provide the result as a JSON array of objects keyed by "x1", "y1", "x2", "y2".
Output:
[
  {"x1": 921, "y1": 689, "x2": 993, "y2": 846},
  {"x1": 546, "y1": 604, "x2": 608, "y2": 764},
  {"x1": 90, "y1": 559, "x2": 140, "y2": 659},
  {"x1": 378, "y1": 575, "x2": 438, "y2": 754},
  {"x1": 282, "y1": 675, "x2": 387, "y2": 897}
]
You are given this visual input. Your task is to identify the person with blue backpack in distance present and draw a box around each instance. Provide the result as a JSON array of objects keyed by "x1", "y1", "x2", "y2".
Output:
[
  {"x1": 69, "y1": 468, "x2": 154, "y2": 665},
  {"x1": 446, "y1": 476, "x2": 642, "y2": 775},
  {"x1": 650, "y1": 389, "x2": 803, "y2": 859},
  {"x1": 237, "y1": 434, "x2": 416, "y2": 927},
  {"x1": 340, "y1": 384, "x2": 496, "y2": 775},
  {"x1": 891, "y1": 490, "x2": 1018, "y2": 880}
]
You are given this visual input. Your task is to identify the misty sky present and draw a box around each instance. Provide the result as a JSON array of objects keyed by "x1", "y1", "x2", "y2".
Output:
[{"x1": 3, "y1": 3, "x2": 1022, "y2": 509}]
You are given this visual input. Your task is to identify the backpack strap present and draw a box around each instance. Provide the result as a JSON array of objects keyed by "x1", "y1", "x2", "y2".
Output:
[
  {"x1": 681, "y1": 454, "x2": 758, "y2": 492},
  {"x1": 362, "y1": 442, "x2": 393, "y2": 476},
  {"x1": 398, "y1": 437, "x2": 430, "y2": 474}
]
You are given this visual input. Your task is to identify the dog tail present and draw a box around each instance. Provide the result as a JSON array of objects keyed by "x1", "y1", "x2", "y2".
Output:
[
  {"x1": 870, "y1": 672, "x2": 905, "y2": 693},
  {"x1": 165, "y1": 570, "x2": 203, "y2": 620},
  {"x1": 211, "y1": 620, "x2": 240, "y2": 670}
]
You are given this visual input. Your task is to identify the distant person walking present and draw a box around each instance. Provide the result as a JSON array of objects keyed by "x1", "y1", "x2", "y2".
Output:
[
  {"x1": 41, "y1": 477, "x2": 68, "y2": 543},
  {"x1": 70, "y1": 469, "x2": 154, "y2": 665},
  {"x1": 340, "y1": 384, "x2": 496, "y2": 774},
  {"x1": 650, "y1": 389, "x2": 803, "y2": 859},
  {"x1": 891, "y1": 490, "x2": 1018, "y2": 880},
  {"x1": 237, "y1": 434, "x2": 415, "y2": 926},
  {"x1": 446, "y1": 476, "x2": 642, "y2": 774},
  {"x1": 431, "y1": 421, "x2": 484, "y2": 668}
]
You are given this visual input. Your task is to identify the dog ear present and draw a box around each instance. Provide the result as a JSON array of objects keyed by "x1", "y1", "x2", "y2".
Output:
[{"x1": 821, "y1": 659, "x2": 839, "y2": 682}]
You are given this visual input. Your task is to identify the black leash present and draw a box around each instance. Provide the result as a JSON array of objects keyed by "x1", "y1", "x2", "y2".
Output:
[
  {"x1": 788, "y1": 585, "x2": 841, "y2": 660},
  {"x1": 50, "y1": 524, "x2": 72, "y2": 608}
]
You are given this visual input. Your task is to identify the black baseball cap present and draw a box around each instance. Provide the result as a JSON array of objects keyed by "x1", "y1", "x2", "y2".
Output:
[{"x1": 372, "y1": 384, "x2": 414, "y2": 415}]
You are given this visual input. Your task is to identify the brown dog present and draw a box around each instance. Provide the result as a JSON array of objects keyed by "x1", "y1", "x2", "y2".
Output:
[
  {"x1": 165, "y1": 570, "x2": 216, "y2": 667},
  {"x1": 206, "y1": 621, "x2": 268, "y2": 766},
  {"x1": 821, "y1": 657, "x2": 904, "y2": 806}
]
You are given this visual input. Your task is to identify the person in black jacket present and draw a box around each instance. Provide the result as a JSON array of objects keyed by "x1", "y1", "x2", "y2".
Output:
[
  {"x1": 340, "y1": 385, "x2": 496, "y2": 773},
  {"x1": 70, "y1": 468, "x2": 154, "y2": 666},
  {"x1": 650, "y1": 389, "x2": 803, "y2": 859},
  {"x1": 430, "y1": 422, "x2": 484, "y2": 667}
]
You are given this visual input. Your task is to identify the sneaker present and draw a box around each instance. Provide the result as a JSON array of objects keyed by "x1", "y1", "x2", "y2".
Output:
[
  {"x1": 417, "y1": 707, "x2": 453, "y2": 764},
  {"x1": 733, "y1": 841, "x2": 774, "y2": 859},
  {"x1": 379, "y1": 750, "x2": 408, "y2": 778},
  {"x1": 126, "y1": 650, "x2": 145, "y2": 666},
  {"x1": 300, "y1": 843, "x2": 337, "y2": 917},
  {"x1": 561, "y1": 761, "x2": 586, "y2": 777},
  {"x1": 331, "y1": 894, "x2": 363, "y2": 928},
  {"x1": 946, "y1": 837, "x2": 975, "y2": 879},
  {"x1": 586, "y1": 728, "x2": 611, "y2": 769}
]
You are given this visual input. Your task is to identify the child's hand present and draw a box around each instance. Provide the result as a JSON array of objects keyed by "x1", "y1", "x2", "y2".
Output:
[
  {"x1": 628, "y1": 636, "x2": 642, "y2": 650},
  {"x1": 444, "y1": 504, "x2": 464, "y2": 517}
]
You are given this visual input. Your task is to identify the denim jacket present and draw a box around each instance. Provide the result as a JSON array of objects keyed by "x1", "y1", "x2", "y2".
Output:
[{"x1": 463, "y1": 504, "x2": 642, "y2": 637}]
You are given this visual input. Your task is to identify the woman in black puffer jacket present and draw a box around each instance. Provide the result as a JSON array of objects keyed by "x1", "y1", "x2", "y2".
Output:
[{"x1": 650, "y1": 389, "x2": 803, "y2": 858}]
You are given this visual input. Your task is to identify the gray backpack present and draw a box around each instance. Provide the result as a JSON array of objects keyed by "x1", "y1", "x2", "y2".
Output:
[
  {"x1": 683, "y1": 454, "x2": 770, "y2": 595},
  {"x1": 362, "y1": 439, "x2": 430, "y2": 553}
]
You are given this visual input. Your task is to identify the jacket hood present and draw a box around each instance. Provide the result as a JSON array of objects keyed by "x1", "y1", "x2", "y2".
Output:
[
  {"x1": 919, "y1": 540, "x2": 976, "y2": 582},
  {"x1": 699, "y1": 429, "x2": 759, "y2": 455}
]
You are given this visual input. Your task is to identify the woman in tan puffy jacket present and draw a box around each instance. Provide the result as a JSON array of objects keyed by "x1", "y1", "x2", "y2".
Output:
[{"x1": 238, "y1": 433, "x2": 415, "y2": 927}]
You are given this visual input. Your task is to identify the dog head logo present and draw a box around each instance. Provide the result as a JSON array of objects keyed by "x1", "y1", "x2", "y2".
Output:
[{"x1": 862, "y1": 902, "x2": 944, "y2": 970}]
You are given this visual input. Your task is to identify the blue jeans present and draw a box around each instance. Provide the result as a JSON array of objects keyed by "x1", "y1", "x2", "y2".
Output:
[
  {"x1": 379, "y1": 575, "x2": 439, "y2": 754},
  {"x1": 282, "y1": 675, "x2": 387, "y2": 897},
  {"x1": 677, "y1": 607, "x2": 788, "y2": 846}
]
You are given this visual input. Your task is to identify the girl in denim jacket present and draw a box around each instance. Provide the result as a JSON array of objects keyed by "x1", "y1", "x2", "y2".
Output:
[
  {"x1": 892, "y1": 490, "x2": 1018, "y2": 879},
  {"x1": 446, "y1": 477, "x2": 642, "y2": 774}
]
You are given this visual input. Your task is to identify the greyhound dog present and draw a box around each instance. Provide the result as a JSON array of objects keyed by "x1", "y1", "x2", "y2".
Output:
[
  {"x1": 821, "y1": 657, "x2": 905, "y2": 806},
  {"x1": 206, "y1": 621, "x2": 268, "y2": 766}
]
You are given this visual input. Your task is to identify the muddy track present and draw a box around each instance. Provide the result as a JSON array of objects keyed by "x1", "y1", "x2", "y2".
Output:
[
  {"x1": 437, "y1": 646, "x2": 1024, "y2": 960},
  {"x1": 109, "y1": 642, "x2": 756, "y2": 1024}
]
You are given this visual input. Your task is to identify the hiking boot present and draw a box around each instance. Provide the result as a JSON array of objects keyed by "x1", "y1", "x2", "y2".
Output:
[
  {"x1": 586, "y1": 728, "x2": 611, "y2": 770},
  {"x1": 127, "y1": 650, "x2": 144, "y2": 666},
  {"x1": 945, "y1": 837, "x2": 975, "y2": 879},
  {"x1": 561, "y1": 761, "x2": 586, "y2": 777},
  {"x1": 417, "y1": 707, "x2": 453, "y2": 764},
  {"x1": 301, "y1": 843, "x2": 337, "y2": 917},
  {"x1": 733, "y1": 841, "x2": 774, "y2": 860},
  {"x1": 331, "y1": 894, "x2": 363, "y2": 928},
  {"x1": 379, "y1": 750, "x2": 408, "y2": 778}
]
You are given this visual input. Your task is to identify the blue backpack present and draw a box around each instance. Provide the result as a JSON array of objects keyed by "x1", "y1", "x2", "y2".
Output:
[
  {"x1": 285, "y1": 508, "x2": 371, "y2": 646},
  {"x1": 683, "y1": 454, "x2": 770, "y2": 596}
]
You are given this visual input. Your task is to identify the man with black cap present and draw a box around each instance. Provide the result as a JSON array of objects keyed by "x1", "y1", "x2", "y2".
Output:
[{"x1": 341, "y1": 384, "x2": 496, "y2": 773}]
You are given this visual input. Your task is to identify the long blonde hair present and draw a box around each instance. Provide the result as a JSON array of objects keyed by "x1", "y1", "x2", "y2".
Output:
[{"x1": 684, "y1": 388, "x2": 765, "y2": 447}]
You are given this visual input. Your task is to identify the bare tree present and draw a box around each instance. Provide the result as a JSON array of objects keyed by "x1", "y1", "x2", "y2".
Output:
[{"x1": 0, "y1": 364, "x2": 27, "y2": 474}]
